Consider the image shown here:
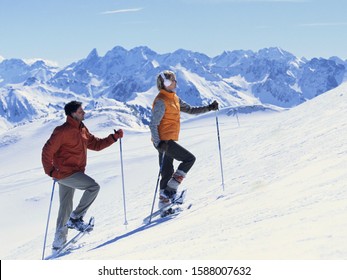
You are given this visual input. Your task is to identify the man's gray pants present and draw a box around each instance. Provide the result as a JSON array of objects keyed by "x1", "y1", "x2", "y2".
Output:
[{"x1": 52, "y1": 172, "x2": 100, "y2": 248}]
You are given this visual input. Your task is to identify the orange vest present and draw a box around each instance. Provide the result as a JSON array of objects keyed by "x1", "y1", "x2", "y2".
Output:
[{"x1": 153, "y1": 89, "x2": 181, "y2": 141}]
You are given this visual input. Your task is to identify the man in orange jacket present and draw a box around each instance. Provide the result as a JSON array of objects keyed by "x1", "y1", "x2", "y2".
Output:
[
  {"x1": 149, "y1": 70, "x2": 218, "y2": 211},
  {"x1": 42, "y1": 100, "x2": 123, "y2": 251}
]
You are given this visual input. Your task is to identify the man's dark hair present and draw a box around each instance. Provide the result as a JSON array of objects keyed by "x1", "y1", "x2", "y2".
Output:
[{"x1": 64, "y1": 101, "x2": 82, "y2": 116}]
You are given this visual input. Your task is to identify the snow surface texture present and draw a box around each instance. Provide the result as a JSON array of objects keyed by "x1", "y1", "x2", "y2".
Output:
[{"x1": 0, "y1": 81, "x2": 346, "y2": 260}]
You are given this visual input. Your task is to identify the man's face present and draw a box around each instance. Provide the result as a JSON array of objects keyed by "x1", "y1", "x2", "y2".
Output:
[{"x1": 71, "y1": 106, "x2": 85, "y2": 122}]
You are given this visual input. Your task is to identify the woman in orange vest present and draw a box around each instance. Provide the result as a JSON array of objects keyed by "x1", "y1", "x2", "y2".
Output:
[{"x1": 149, "y1": 70, "x2": 218, "y2": 210}]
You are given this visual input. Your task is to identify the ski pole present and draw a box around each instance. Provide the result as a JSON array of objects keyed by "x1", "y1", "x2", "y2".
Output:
[
  {"x1": 235, "y1": 111, "x2": 240, "y2": 127},
  {"x1": 119, "y1": 138, "x2": 128, "y2": 226},
  {"x1": 148, "y1": 151, "x2": 166, "y2": 224},
  {"x1": 42, "y1": 180, "x2": 56, "y2": 260},
  {"x1": 215, "y1": 111, "x2": 225, "y2": 191}
]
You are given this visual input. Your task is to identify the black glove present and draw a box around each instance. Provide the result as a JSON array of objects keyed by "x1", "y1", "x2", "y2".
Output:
[
  {"x1": 208, "y1": 100, "x2": 219, "y2": 111},
  {"x1": 157, "y1": 140, "x2": 169, "y2": 152}
]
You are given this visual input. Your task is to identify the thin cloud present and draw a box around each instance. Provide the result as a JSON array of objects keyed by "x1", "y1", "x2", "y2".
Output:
[
  {"x1": 101, "y1": 8, "x2": 143, "y2": 15},
  {"x1": 299, "y1": 22, "x2": 347, "y2": 27}
]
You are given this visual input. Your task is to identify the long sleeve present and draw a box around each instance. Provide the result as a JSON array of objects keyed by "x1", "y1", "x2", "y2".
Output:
[
  {"x1": 85, "y1": 127, "x2": 115, "y2": 151},
  {"x1": 149, "y1": 99, "x2": 165, "y2": 146},
  {"x1": 41, "y1": 127, "x2": 64, "y2": 176},
  {"x1": 179, "y1": 99, "x2": 210, "y2": 114}
]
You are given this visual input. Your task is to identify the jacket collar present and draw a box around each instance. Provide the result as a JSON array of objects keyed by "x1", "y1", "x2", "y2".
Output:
[
  {"x1": 66, "y1": 115, "x2": 84, "y2": 129},
  {"x1": 159, "y1": 89, "x2": 176, "y2": 98}
]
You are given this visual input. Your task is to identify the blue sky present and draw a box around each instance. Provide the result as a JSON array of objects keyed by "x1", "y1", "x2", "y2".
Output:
[{"x1": 0, "y1": 0, "x2": 346, "y2": 66}]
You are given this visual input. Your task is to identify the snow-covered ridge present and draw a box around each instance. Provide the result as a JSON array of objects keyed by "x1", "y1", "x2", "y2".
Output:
[{"x1": 0, "y1": 46, "x2": 346, "y2": 133}]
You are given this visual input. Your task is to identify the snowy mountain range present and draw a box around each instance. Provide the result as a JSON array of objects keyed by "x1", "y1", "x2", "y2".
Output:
[
  {"x1": 0, "y1": 46, "x2": 346, "y2": 133},
  {"x1": 1, "y1": 42, "x2": 347, "y2": 267}
]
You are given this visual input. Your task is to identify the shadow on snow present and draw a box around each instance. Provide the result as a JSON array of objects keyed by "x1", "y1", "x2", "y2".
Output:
[{"x1": 91, "y1": 214, "x2": 179, "y2": 251}]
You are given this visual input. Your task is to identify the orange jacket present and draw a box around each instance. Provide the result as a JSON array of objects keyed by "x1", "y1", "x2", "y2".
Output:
[
  {"x1": 42, "y1": 116, "x2": 115, "y2": 180},
  {"x1": 153, "y1": 89, "x2": 180, "y2": 141}
]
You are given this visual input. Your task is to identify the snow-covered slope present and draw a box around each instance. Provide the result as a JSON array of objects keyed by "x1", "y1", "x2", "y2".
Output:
[{"x1": 0, "y1": 80, "x2": 346, "y2": 260}]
